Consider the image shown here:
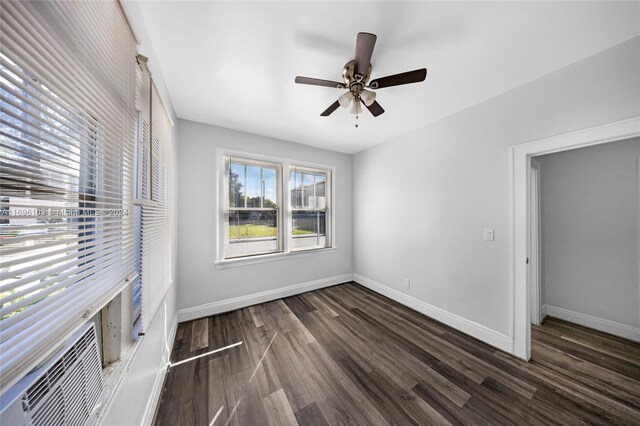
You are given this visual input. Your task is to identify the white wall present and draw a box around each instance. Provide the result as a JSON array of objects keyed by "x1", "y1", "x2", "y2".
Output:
[
  {"x1": 176, "y1": 120, "x2": 353, "y2": 313},
  {"x1": 353, "y1": 37, "x2": 640, "y2": 348},
  {"x1": 537, "y1": 138, "x2": 640, "y2": 328}
]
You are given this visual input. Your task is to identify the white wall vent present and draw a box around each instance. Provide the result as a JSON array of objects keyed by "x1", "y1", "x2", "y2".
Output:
[{"x1": 0, "y1": 323, "x2": 103, "y2": 426}]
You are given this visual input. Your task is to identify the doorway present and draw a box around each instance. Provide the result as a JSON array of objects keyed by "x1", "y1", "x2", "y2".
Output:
[{"x1": 510, "y1": 117, "x2": 640, "y2": 361}]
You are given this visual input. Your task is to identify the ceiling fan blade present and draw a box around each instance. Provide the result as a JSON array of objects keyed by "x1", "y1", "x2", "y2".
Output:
[
  {"x1": 363, "y1": 99, "x2": 385, "y2": 117},
  {"x1": 354, "y1": 32, "x2": 377, "y2": 78},
  {"x1": 369, "y1": 68, "x2": 427, "y2": 89},
  {"x1": 295, "y1": 76, "x2": 344, "y2": 89},
  {"x1": 320, "y1": 100, "x2": 341, "y2": 117}
]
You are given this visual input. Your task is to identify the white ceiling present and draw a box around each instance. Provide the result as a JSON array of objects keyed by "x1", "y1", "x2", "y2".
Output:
[{"x1": 134, "y1": 1, "x2": 640, "y2": 154}]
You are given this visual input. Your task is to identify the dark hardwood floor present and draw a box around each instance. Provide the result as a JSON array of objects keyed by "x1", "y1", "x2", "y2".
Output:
[{"x1": 153, "y1": 282, "x2": 640, "y2": 425}]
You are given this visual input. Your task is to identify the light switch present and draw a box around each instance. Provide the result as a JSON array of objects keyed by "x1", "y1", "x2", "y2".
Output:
[{"x1": 483, "y1": 229, "x2": 495, "y2": 241}]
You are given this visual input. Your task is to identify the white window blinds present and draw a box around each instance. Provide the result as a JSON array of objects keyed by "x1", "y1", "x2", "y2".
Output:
[
  {"x1": 0, "y1": 0, "x2": 137, "y2": 392},
  {"x1": 132, "y1": 56, "x2": 151, "y2": 332},
  {"x1": 134, "y1": 62, "x2": 172, "y2": 333}
]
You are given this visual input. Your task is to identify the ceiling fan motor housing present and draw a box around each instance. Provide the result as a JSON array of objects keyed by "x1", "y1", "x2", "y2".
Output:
[{"x1": 342, "y1": 60, "x2": 372, "y2": 88}]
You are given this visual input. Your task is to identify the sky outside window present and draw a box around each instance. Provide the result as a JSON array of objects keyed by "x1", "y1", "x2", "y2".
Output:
[{"x1": 229, "y1": 161, "x2": 277, "y2": 208}]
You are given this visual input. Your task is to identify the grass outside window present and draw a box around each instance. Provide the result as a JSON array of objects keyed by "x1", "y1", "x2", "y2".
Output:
[{"x1": 229, "y1": 224, "x2": 313, "y2": 239}]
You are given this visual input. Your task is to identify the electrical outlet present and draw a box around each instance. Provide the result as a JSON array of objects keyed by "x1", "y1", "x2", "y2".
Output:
[
  {"x1": 403, "y1": 278, "x2": 411, "y2": 288},
  {"x1": 483, "y1": 229, "x2": 495, "y2": 241}
]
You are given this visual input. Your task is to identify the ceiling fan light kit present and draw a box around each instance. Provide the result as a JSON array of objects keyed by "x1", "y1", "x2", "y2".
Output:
[
  {"x1": 360, "y1": 89, "x2": 376, "y2": 107},
  {"x1": 338, "y1": 91, "x2": 354, "y2": 108},
  {"x1": 295, "y1": 32, "x2": 427, "y2": 126},
  {"x1": 351, "y1": 100, "x2": 363, "y2": 115}
]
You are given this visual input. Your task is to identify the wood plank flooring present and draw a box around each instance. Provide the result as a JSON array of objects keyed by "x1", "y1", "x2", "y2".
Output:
[{"x1": 153, "y1": 282, "x2": 640, "y2": 425}]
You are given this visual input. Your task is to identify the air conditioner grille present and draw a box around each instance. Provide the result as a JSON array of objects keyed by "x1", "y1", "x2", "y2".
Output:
[
  {"x1": 63, "y1": 349, "x2": 78, "y2": 370},
  {"x1": 31, "y1": 387, "x2": 64, "y2": 426},
  {"x1": 63, "y1": 366, "x2": 86, "y2": 426},
  {"x1": 21, "y1": 324, "x2": 103, "y2": 426},
  {"x1": 26, "y1": 375, "x2": 50, "y2": 410},
  {"x1": 48, "y1": 359, "x2": 66, "y2": 389}
]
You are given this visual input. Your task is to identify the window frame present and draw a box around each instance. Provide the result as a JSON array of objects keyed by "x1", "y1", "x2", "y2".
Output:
[
  {"x1": 289, "y1": 165, "x2": 332, "y2": 252},
  {"x1": 224, "y1": 156, "x2": 283, "y2": 258},
  {"x1": 216, "y1": 148, "x2": 336, "y2": 267}
]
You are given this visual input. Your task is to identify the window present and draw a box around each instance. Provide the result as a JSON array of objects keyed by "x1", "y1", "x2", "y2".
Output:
[
  {"x1": 0, "y1": 0, "x2": 137, "y2": 392},
  {"x1": 225, "y1": 157, "x2": 282, "y2": 258},
  {"x1": 132, "y1": 59, "x2": 172, "y2": 336},
  {"x1": 220, "y1": 152, "x2": 333, "y2": 262},
  {"x1": 290, "y1": 167, "x2": 330, "y2": 251},
  {"x1": 131, "y1": 56, "x2": 150, "y2": 334},
  {"x1": 138, "y1": 82, "x2": 172, "y2": 334}
]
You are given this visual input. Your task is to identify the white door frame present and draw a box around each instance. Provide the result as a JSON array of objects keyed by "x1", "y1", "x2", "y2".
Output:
[
  {"x1": 510, "y1": 116, "x2": 640, "y2": 361},
  {"x1": 637, "y1": 156, "x2": 640, "y2": 330},
  {"x1": 529, "y1": 160, "x2": 542, "y2": 325}
]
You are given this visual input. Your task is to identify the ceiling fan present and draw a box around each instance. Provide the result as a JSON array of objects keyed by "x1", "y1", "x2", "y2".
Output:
[{"x1": 295, "y1": 32, "x2": 427, "y2": 119}]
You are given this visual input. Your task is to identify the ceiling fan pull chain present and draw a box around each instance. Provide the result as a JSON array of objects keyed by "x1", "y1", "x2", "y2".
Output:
[{"x1": 355, "y1": 114, "x2": 359, "y2": 128}]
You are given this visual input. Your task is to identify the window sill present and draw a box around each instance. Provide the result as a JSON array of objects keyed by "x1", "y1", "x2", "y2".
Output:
[
  {"x1": 96, "y1": 336, "x2": 143, "y2": 422},
  {"x1": 215, "y1": 247, "x2": 337, "y2": 269}
]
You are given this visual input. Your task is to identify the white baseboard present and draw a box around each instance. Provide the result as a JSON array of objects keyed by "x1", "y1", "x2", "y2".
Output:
[
  {"x1": 545, "y1": 305, "x2": 640, "y2": 342},
  {"x1": 353, "y1": 273, "x2": 513, "y2": 353},
  {"x1": 177, "y1": 273, "x2": 354, "y2": 323},
  {"x1": 540, "y1": 304, "x2": 548, "y2": 319},
  {"x1": 167, "y1": 314, "x2": 179, "y2": 361},
  {"x1": 141, "y1": 312, "x2": 178, "y2": 426}
]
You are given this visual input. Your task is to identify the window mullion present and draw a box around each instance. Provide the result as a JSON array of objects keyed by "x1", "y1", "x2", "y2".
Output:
[
  {"x1": 260, "y1": 167, "x2": 264, "y2": 209},
  {"x1": 283, "y1": 162, "x2": 291, "y2": 254},
  {"x1": 243, "y1": 164, "x2": 247, "y2": 208}
]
